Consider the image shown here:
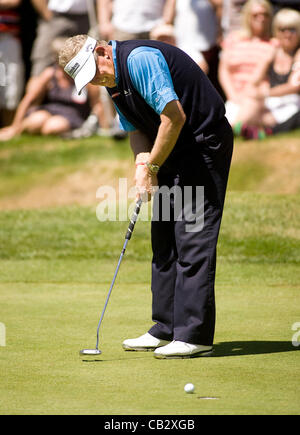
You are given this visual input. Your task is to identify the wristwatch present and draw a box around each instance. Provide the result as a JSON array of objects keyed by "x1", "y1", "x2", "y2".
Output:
[{"x1": 146, "y1": 162, "x2": 160, "y2": 175}]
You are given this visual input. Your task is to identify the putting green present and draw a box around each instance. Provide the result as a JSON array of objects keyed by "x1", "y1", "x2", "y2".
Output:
[{"x1": 0, "y1": 193, "x2": 299, "y2": 415}]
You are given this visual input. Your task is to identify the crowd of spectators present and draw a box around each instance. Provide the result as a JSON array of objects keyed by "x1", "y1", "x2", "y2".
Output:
[{"x1": 0, "y1": 0, "x2": 300, "y2": 141}]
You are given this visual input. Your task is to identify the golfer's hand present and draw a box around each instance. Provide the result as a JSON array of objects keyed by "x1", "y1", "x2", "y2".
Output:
[{"x1": 135, "y1": 165, "x2": 158, "y2": 203}]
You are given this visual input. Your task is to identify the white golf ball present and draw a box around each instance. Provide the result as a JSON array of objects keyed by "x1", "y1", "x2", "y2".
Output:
[{"x1": 184, "y1": 383, "x2": 195, "y2": 394}]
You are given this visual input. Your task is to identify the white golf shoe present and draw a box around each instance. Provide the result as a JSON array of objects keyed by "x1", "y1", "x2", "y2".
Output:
[
  {"x1": 122, "y1": 333, "x2": 171, "y2": 351},
  {"x1": 154, "y1": 340, "x2": 213, "y2": 359}
]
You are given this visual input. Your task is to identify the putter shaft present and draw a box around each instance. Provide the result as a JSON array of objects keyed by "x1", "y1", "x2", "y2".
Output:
[
  {"x1": 95, "y1": 238, "x2": 128, "y2": 349},
  {"x1": 95, "y1": 200, "x2": 142, "y2": 350}
]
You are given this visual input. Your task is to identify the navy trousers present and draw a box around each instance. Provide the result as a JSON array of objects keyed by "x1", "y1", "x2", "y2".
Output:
[{"x1": 149, "y1": 119, "x2": 233, "y2": 346}]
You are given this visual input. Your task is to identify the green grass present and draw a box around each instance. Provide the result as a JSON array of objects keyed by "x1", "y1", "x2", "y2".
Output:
[
  {"x1": 0, "y1": 133, "x2": 299, "y2": 415},
  {"x1": 0, "y1": 193, "x2": 299, "y2": 415},
  {"x1": 1, "y1": 130, "x2": 300, "y2": 200},
  {"x1": 0, "y1": 134, "x2": 130, "y2": 197}
]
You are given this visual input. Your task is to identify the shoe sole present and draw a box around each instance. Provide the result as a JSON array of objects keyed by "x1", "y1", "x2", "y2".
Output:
[
  {"x1": 122, "y1": 342, "x2": 171, "y2": 352},
  {"x1": 154, "y1": 349, "x2": 214, "y2": 359},
  {"x1": 123, "y1": 346, "x2": 157, "y2": 352}
]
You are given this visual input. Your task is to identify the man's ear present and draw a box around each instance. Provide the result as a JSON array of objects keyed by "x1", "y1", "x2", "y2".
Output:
[{"x1": 95, "y1": 45, "x2": 110, "y2": 59}]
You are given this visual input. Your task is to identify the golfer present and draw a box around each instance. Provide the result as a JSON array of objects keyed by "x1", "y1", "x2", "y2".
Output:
[{"x1": 59, "y1": 35, "x2": 233, "y2": 359}]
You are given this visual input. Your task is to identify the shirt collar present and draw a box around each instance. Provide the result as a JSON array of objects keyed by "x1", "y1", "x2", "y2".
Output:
[{"x1": 109, "y1": 40, "x2": 119, "y2": 85}]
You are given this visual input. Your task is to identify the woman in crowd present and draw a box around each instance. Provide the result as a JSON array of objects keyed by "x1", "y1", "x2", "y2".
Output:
[
  {"x1": 219, "y1": 0, "x2": 277, "y2": 136},
  {"x1": 0, "y1": 38, "x2": 103, "y2": 141},
  {"x1": 239, "y1": 8, "x2": 300, "y2": 137}
]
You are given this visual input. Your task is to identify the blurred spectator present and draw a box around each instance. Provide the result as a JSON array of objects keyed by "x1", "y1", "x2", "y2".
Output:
[
  {"x1": 219, "y1": 0, "x2": 277, "y2": 133},
  {"x1": 27, "y1": 0, "x2": 113, "y2": 138},
  {"x1": 19, "y1": 0, "x2": 38, "y2": 83},
  {"x1": 97, "y1": 0, "x2": 171, "y2": 138},
  {"x1": 0, "y1": 37, "x2": 103, "y2": 141},
  {"x1": 270, "y1": 1, "x2": 300, "y2": 13},
  {"x1": 222, "y1": 0, "x2": 248, "y2": 37},
  {"x1": 166, "y1": 0, "x2": 223, "y2": 94},
  {"x1": 235, "y1": 8, "x2": 300, "y2": 137},
  {"x1": 150, "y1": 23, "x2": 176, "y2": 46},
  {"x1": 221, "y1": 1, "x2": 300, "y2": 40},
  {"x1": 0, "y1": 0, "x2": 25, "y2": 127},
  {"x1": 98, "y1": 0, "x2": 168, "y2": 41},
  {"x1": 29, "y1": 0, "x2": 92, "y2": 80}
]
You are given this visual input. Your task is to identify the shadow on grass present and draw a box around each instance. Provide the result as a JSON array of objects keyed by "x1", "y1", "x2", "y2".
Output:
[
  {"x1": 79, "y1": 341, "x2": 299, "y2": 362},
  {"x1": 213, "y1": 341, "x2": 299, "y2": 357},
  {"x1": 80, "y1": 354, "x2": 151, "y2": 363}
]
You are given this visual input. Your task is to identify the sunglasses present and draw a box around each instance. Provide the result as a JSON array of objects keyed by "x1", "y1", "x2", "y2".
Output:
[
  {"x1": 251, "y1": 12, "x2": 270, "y2": 18},
  {"x1": 278, "y1": 27, "x2": 298, "y2": 34}
]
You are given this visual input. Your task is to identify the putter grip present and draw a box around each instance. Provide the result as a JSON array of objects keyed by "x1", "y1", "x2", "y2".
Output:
[{"x1": 125, "y1": 199, "x2": 142, "y2": 240}]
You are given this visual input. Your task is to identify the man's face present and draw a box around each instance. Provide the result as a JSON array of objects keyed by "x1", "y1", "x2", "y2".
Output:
[{"x1": 91, "y1": 46, "x2": 116, "y2": 88}]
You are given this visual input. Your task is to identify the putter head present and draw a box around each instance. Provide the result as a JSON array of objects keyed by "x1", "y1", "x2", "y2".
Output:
[{"x1": 79, "y1": 349, "x2": 102, "y2": 356}]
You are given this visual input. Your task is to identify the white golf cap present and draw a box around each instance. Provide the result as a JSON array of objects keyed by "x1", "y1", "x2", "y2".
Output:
[{"x1": 64, "y1": 36, "x2": 97, "y2": 95}]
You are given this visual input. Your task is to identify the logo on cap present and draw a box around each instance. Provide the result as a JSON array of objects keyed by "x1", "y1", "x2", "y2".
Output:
[
  {"x1": 86, "y1": 44, "x2": 94, "y2": 52},
  {"x1": 68, "y1": 62, "x2": 80, "y2": 78}
]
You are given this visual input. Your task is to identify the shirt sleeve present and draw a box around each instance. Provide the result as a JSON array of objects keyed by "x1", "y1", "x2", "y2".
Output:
[{"x1": 127, "y1": 47, "x2": 179, "y2": 115}]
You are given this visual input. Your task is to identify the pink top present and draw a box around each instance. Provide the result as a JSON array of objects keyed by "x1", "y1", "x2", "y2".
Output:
[{"x1": 222, "y1": 32, "x2": 278, "y2": 92}]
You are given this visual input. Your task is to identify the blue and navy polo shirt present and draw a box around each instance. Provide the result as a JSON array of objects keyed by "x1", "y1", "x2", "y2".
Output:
[
  {"x1": 106, "y1": 40, "x2": 226, "y2": 149},
  {"x1": 111, "y1": 40, "x2": 178, "y2": 132}
]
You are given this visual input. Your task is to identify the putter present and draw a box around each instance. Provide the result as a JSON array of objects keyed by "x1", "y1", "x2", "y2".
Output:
[{"x1": 80, "y1": 199, "x2": 143, "y2": 357}]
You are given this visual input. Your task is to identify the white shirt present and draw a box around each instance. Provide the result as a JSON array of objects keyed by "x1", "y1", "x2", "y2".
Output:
[
  {"x1": 48, "y1": 0, "x2": 88, "y2": 14},
  {"x1": 175, "y1": 0, "x2": 218, "y2": 52},
  {"x1": 112, "y1": 0, "x2": 166, "y2": 34},
  {"x1": 221, "y1": 0, "x2": 247, "y2": 37}
]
